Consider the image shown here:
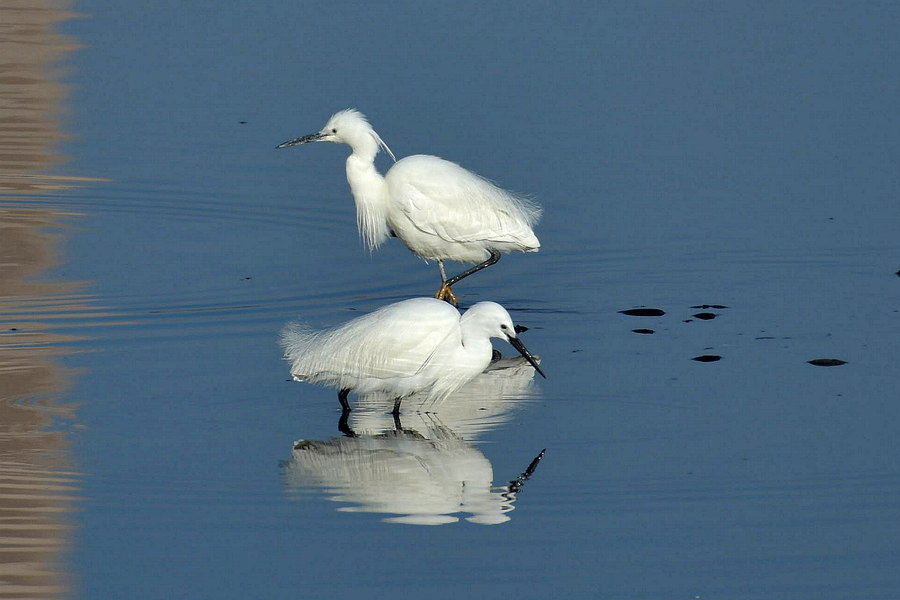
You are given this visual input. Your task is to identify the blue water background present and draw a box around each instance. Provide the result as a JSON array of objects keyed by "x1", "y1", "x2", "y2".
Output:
[{"x1": 9, "y1": 1, "x2": 900, "y2": 598}]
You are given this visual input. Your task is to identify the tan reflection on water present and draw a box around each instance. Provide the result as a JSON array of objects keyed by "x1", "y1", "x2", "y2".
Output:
[{"x1": 1, "y1": 1, "x2": 90, "y2": 597}]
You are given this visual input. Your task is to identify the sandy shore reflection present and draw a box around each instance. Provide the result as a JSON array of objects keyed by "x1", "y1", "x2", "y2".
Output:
[{"x1": 1, "y1": 2, "x2": 90, "y2": 596}]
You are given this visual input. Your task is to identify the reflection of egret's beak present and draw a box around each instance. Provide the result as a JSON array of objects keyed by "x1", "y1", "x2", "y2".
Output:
[
  {"x1": 276, "y1": 131, "x2": 324, "y2": 148},
  {"x1": 508, "y1": 448, "x2": 546, "y2": 493},
  {"x1": 507, "y1": 336, "x2": 546, "y2": 379}
]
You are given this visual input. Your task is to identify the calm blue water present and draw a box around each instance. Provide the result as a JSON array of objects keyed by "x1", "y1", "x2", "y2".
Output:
[{"x1": 3, "y1": 1, "x2": 899, "y2": 598}]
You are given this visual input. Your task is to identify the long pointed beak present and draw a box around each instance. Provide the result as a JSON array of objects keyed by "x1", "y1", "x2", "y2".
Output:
[
  {"x1": 276, "y1": 132, "x2": 324, "y2": 149},
  {"x1": 507, "y1": 335, "x2": 546, "y2": 379}
]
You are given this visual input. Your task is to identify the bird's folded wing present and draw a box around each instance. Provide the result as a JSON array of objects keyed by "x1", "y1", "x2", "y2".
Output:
[
  {"x1": 285, "y1": 300, "x2": 460, "y2": 381},
  {"x1": 391, "y1": 160, "x2": 540, "y2": 247}
]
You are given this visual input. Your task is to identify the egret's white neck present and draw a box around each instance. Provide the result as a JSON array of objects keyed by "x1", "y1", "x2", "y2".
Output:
[
  {"x1": 425, "y1": 317, "x2": 494, "y2": 397},
  {"x1": 345, "y1": 152, "x2": 390, "y2": 251},
  {"x1": 457, "y1": 317, "x2": 495, "y2": 366}
]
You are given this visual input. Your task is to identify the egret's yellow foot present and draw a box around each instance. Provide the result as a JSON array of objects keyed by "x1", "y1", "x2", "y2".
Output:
[{"x1": 435, "y1": 283, "x2": 458, "y2": 306}]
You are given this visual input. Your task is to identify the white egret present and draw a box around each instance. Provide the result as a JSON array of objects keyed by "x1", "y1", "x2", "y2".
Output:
[
  {"x1": 280, "y1": 297, "x2": 545, "y2": 414},
  {"x1": 285, "y1": 420, "x2": 544, "y2": 525},
  {"x1": 277, "y1": 109, "x2": 542, "y2": 305}
]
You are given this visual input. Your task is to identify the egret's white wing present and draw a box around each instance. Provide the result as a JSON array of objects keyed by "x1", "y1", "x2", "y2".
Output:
[
  {"x1": 283, "y1": 298, "x2": 460, "y2": 383},
  {"x1": 388, "y1": 156, "x2": 541, "y2": 248}
]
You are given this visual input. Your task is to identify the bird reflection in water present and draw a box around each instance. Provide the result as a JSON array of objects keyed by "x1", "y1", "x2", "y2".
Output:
[{"x1": 282, "y1": 356, "x2": 544, "y2": 525}]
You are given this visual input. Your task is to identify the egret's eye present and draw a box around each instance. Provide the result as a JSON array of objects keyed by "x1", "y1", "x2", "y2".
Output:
[
  {"x1": 332, "y1": 128, "x2": 337, "y2": 133},
  {"x1": 500, "y1": 324, "x2": 508, "y2": 330}
]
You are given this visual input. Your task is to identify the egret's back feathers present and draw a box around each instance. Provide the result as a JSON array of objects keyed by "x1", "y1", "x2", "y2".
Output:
[
  {"x1": 281, "y1": 299, "x2": 463, "y2": 398},
  {"x1": 387, "y1": 155, "x2": 541, "y2": 261},
  {"x1": 280, "y1": 298, "x2": 538, "y2": 404}
]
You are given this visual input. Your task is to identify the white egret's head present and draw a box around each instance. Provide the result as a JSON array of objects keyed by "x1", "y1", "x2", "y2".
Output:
[
  {"x1": 464, "y1": 302, "x2": 545, "y2": 378},
  {"x1": 277, "y1": 109, "x2": 396, "y2": 161}
]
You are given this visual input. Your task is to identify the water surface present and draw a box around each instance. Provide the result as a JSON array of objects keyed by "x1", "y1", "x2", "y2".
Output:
[{"x1": 2, "y1": 1, "x2": 899, "y2": 598}]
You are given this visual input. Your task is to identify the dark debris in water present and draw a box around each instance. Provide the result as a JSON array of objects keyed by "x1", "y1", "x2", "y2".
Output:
[
  {"x1": 620, "y1": 308, "x2": 665, "y2": 317},
  {"x1": 808, "y1": 358, "x2": 847, "y2": 367},
  {"x1": 692, "y1": 355, "x2": 721, "y2": 362},
  {"x1": 693, "y1": 312, "x2": 716, "y2": 320},
  {"x1": 691, "y1": 304, "x2": 728, "y2": 309},
  {"x1": 632, "y1": 328, "x2": 654, "y2": 334}
]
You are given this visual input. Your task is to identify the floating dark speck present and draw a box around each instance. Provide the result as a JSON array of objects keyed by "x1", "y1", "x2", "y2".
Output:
[
  {"x1": 692, "y1": 354, "x2": 721, "y2": 362},
  {"x1": 619, "y1": 308, "x2": 665, "y2": 317},
  {"x1": 693, "y1": 312, "x2": 716, "y2": 320},
  {"x1": 691, "y1": 304, "x2": 728, "y2": 309},
  {"x1": 808, "y1": 358, "x2": 847, "y2": 367},
  {"x1": 895, "y1": 269, "x2": 900, "y2": 277},
  {"x1": 632, "y1": 328, "x2": 654, "y2": 334}
]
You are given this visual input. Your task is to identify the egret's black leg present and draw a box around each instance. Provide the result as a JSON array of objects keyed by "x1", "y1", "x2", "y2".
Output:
[
  {"x1": 338, "y1": 388, "x2": 351, "y2": 412},
  {"x1": 391, "y1": 396, "x2": 402, "y2": 416},
  {"x1": 445, "y1": 249, "x2": 501, "y2": 288},
  {"x1": 435, "y1": 261, "x2": 458, "y2": 306},
  {"x1": 391, "y1": 411, "x2": 402, "y2": 431},
  {"x1": 338, "y1": 409, "x2": 355, "y2": 437},
  {"x1": 434, "y1": 248, "x2": 500, "y2": 306},
  {"x1": 435, "y1": 249, "x2": 502, "y2": 305}
]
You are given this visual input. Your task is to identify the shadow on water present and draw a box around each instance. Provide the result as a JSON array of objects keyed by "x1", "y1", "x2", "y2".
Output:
[{"x1": 282, "y1": 356, "x2": 544, "y2": 525}]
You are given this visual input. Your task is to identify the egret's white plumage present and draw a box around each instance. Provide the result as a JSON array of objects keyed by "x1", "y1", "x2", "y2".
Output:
[
  {"x1": 277, "y1": 109, "x2": 542, "y2": 303},
  {"x1": 280, "y1": 297, "x2": 544, "y2": 413}
]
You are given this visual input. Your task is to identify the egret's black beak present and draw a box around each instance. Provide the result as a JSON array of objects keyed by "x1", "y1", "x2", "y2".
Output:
[
  {"x1": 276, "y1": 132, "x2": 324, "y2": 149},
  {"x1": 507, "y1": 335, "x2": 546, "y2": 379}
]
